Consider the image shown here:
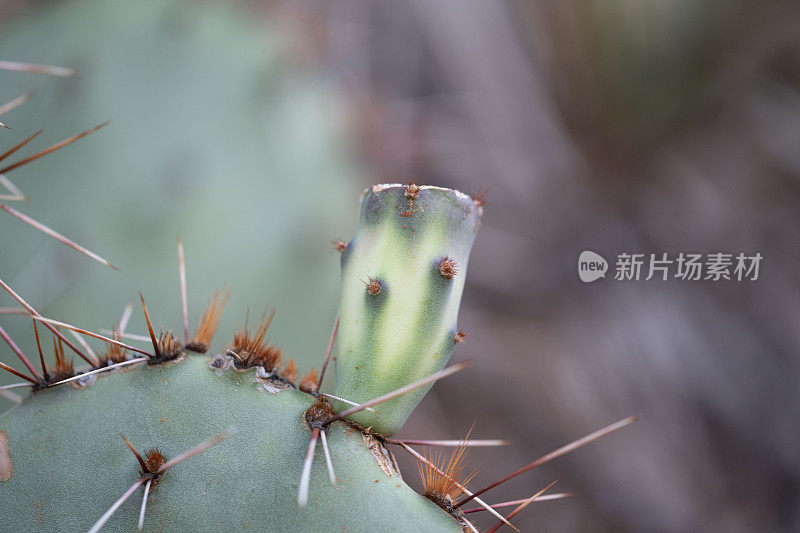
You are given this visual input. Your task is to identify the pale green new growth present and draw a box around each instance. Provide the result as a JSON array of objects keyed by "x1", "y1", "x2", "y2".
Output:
[{"x1": 334, "y1": 184, "x2": 481, "y2": 435}]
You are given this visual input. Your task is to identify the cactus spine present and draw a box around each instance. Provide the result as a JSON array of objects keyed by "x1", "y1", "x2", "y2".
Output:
[{"x1": 334, "y1": 184, "x2": 481, "y2": 435}]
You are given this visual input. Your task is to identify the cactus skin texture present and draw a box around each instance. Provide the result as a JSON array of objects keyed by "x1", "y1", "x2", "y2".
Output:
[
  {"x1": 334, "y1": 184, "x2": 481, "y2": 435},
  {"x1": 0, "y1": 356, "x2": 461, "y2": 532}
]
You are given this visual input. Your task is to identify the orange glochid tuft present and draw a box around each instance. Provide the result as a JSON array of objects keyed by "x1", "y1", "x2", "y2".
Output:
[
  {"x1": 453, "y1": 330, "x2": 466, "y2": 344},
  {"x1": 122, "y1": 434, "x2": 167, "y2": 487},
  {"x1": 101, "y1": 327, "x2": 128, "y2": 365},
  {"x1": 156, "y1": 330, "x2": 183, "y2": 362},
  {"x1": 331, "y1": 239, "x2": 347, "y2": 253},
  {"x1": 299, "y1": 368, "x2": 319, "y2": 395},
  {"x1": 418, "y1": 423, "x2": 477, "y2": 512},
  {"x1": 230, "y1": 309, "x2": 282, "y2": 372},
  {"x1": 186, "y1": 288, "x2": 230, "y2": 354},
  {"x1": 144, "y1": 449, "x2": 166, "y2": 474},
  {"x1": 282, "y1": 359, "x2": 299, "y2": 384},
  {"x1": 50, "y1": 335, "x2": 74, "y2": 383}
]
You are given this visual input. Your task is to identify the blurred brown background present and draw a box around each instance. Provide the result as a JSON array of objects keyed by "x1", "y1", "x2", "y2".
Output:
[
  {"x1": 301, "y1": 2, "x2": 800, "y2": 531},
  {"x1": 2, "y1": 1, "x2": 800, "y2": 531}
]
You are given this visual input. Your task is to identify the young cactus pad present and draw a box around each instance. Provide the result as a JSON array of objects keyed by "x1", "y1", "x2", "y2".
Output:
[{"x1": 334, "y1": 184, "x2": 482, "y2": 435}]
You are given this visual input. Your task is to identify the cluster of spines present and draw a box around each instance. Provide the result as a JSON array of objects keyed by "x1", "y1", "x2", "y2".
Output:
[
  {"x1": 100, "y1": 328, "x2": 128, "y2": 366},
  {"x1": 139, "y1": 294, "x2": 183, "y2": 365},
  {"x1": 401, "y1": 180, "x2": 421, "y2": 217},
  {"x1": 228, "y1": 310, "x2": 281, "y2": 371},
  {"x1": 439, "y1": 256, "x2": 458, "y2": 280},
  {"x1": 185, "y1": 289, "x2": 229, "y2": 353},
  {"x1": 362, "y1": 277, "x2": 383, "y2": 296},
  {"x1": 223, "y1": 308, "x2": 306, "y2": 387},
  {"x1": 122, "y1": 434, "x2": 166, "y2": 485},
  {"x1": 417, "y1": 425, "x2": 477, "y2": 518},
  {"x1": 45, "y1": 335, "x2": 74, "y2": 384},
  {"x1": 88, "y1": 431, "x2": 233, "y2": 532}
]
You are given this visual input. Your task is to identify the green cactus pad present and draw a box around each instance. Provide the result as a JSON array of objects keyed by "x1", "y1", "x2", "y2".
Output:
[
  {"x1": 0, "y1": 356, "x2": 461, "y2": 532},
  {"x1": 334, "y1": 185, "x2": 481, "y2": 435}
]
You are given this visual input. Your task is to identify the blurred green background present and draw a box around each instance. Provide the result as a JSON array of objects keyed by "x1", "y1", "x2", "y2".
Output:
[{"x1": 0, "y1": 0, "x2": 359, "y2": 399}]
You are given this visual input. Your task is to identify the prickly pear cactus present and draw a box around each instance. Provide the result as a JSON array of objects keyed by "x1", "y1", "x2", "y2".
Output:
[
  {"x1": 1, "y1": 7, "x2": 640, "y2": 527},
  {"x1": 0, "y1": 184, "x2": 483, "y2": 532}
]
